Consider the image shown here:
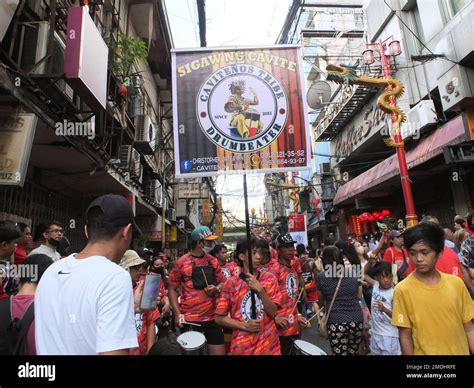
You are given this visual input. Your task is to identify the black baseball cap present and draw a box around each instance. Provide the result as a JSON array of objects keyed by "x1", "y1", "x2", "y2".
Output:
[
  {"x1": 137, "y1": 247, "x2": 153, "y2": 258},
  {"x1": 275, "y1": 233, "x2": 297, "y2": 248},
  {"x1": 86, "y1": 194, "x2": 142, "y2": 238}
]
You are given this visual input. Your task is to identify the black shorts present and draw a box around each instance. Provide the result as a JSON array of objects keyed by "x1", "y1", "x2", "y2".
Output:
[{"x1": 182, "y1": 320, "x2": 224, "y2": 345}]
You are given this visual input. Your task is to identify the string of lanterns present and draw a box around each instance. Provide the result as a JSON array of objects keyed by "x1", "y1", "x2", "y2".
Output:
[{"x1": 357, "y1": 209, "x2": 391, "y2": 223}]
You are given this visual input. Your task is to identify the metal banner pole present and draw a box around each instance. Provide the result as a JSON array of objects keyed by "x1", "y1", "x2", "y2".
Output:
[{"x1": 243, "y1": 173, "x2": 256, "y2": 319}]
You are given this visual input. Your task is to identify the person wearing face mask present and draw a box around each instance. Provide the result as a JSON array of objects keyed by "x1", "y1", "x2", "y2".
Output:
[
  {"x1": 168, "y1": 226, "x2": 227, "y2": 355},
  {"x1": 28, "y1": 221, "x2": 63, "y2": 262},
  {"x1": 119, "y1": 250, "x2": 160, "y2": 355}
]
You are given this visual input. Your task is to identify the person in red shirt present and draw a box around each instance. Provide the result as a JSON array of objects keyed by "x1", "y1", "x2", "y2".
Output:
[
  {"x1": 296, "y1": 244, "x2": 319, "y2": 320},
  {"x1": 406, "y1": 245, "x2": 463, "y2": 278},
  {"x1": 0, "y1": 221, "x2": 21, "y2": 300},
  {"x1": 405, "y1": 216, "x2": 464, "y2": 279},
  {"x1": 258, "y1": 243, "x2": 279, "y2": 274},
  {"x1": 14, "y1": 223, "x2": 33, "y2": 265},
  {"x1": 120, "y1": 250, "x2": 160, "y2": 355},
  {"x1": 211, "y1": 243, "x2": 240, "y2": 280},
  {"x1": 8, "y1": 254, "x2": 53, "y2": 355},
  {"x1": 215, "y1": 237, "x2": 281, "y2": 355},
  {"x1": 272, "y1": 234, "x2": 309, "y2": 355},
  {"x1": 383, "y1": 230, "x2": 409, "y2": 282},
  {"x1": 168, "y1": 226, "x2": 227, "y2": 355}
]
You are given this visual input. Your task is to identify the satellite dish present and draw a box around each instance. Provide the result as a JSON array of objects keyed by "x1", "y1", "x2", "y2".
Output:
[{"x1": 306, "y1": 80, "x2": 332, "y2": 110}]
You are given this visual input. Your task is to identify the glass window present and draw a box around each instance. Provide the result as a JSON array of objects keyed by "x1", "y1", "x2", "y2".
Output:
[
  {"x1": 451, "y1": 0, "x2": 470, "y2": 15},
  {"x1": 413, "y1": 6, "x2": 426, "y2": 45}
]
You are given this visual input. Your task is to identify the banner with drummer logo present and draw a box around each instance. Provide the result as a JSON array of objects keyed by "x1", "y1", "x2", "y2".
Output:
[
  {"x1": 288, "y1": 213, "x2": 308, "y2": 247},
  {"x1": 172, "y1": 45, "x2": 311, "y2": 178}
]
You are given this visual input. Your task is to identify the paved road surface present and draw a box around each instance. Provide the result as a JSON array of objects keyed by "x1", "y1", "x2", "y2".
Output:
[{"x1": 299, "y1": 323, "x2": 332, "y2": 355}]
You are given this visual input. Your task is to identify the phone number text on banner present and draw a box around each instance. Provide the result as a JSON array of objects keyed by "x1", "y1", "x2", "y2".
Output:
[{"x1": 172, "y1": 46, "x2": 312, "y2": 178}]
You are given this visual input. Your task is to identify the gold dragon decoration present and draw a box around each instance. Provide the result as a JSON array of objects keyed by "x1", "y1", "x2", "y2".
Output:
[
  {"x1": 265, "y1": 177, "x2": 300, "y2": 211},
  {"x1": 325, "y1": 64, "x2": 405, "y2": 148}
]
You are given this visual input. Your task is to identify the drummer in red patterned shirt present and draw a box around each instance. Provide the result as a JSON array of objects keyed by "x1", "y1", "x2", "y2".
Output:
[
  {"x1": 273, "y1": 234, "x2": 309, "y2": 355},
  {"x1": 168, "y1": 226, "x2": 227, "y2": 355},
  {"x1": 210, "y1": 243, "x2": 240, "y2": 280},
  {"x1": 215, "y1": 237, "x2": 281, "y2": 355}
]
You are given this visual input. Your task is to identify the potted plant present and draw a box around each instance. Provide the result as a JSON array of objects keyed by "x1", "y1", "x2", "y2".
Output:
[{"x1": 107, "y1": 32, "x2": 148, "y2": 96}]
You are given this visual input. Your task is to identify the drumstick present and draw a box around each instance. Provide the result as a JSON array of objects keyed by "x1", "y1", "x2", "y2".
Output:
[
  {"x1": 290, "y1": 287, "x2": 305, "y2": 315},
  {"x1": 200, "y1": 268, "x2": 210, "y2": 287},
  {"x1": 306, "y1": 310, "x2": 323, "y2": 324},
  {"x1": 183, "y1": 321, "x2": 202, "y2": 327}
]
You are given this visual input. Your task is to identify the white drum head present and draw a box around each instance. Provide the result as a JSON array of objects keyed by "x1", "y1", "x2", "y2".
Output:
[
  {"x1": 177, "y1": 332, "x2": 206, "y2": 350},
  {"x1": 294, "y1": 340, "x2": 327, "y2": 355}
]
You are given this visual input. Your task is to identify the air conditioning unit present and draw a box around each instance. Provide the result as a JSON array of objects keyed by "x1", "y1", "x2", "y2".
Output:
[
  {"x1": 134, "y1": 115, "x2": 158, "y2": 155},
  {"x1": 406, "y1": 100, "x2": 437, "y2": 136},
  {"x1": 319, "y1": 163, "x2": 331, "y2": 174},
  {"x1": 167, "y1": 208, "x2": 176, "y2": 221},
  {"x1": 119, "y1": 145, "x2": 141, "y2": 178},
  {"x1": 145, "y1": 179, "x2": 162, "y2": 204},
  {"x1": 19, "y1": 22, "x2": 74, "y2": 101}
]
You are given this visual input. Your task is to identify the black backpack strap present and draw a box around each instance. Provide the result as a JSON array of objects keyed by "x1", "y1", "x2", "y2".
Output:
[
  {"x1": 0, "y1": 297, "x2": 12, "y2": 355},
  {"x1": 11, "y1": 301, "x2": 35, "y2": 355},
  {"x1": 0, "y1": 297, "x2": 12, "y2": 332}
]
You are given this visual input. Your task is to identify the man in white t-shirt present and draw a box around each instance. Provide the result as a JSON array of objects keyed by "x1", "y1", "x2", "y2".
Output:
[
  {"x1": 28, "y1": 221, "x2": 62, "y2": 262},
  {"x1": 35, "y1": 194, "x2": 142, "y2": 355}
]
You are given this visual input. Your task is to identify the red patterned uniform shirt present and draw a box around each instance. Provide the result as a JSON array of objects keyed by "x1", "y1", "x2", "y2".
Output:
[
  {"x1": 131, "y1": 281, "x2": 162, "y2": 356},
  {"x1": 273, "y1": 259, "x2": 302, "y2": 337},
  {"x1": 221, "y1": 261, "x2": 240, "y2": 280},
  {"x1": 168, "y1": 253, "x2": 226, "y2": 322},
  {"x1": 258, "y1": 258, "x2": 279, "y2": 275},
  {"x1": 216, "y1": 272, "x2": 281, "y2": 355}
]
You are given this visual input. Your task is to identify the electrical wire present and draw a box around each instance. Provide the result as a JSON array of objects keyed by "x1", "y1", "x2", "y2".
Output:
[{"x1": 383, "y1": 0, "x2": 459, "y2": 65}]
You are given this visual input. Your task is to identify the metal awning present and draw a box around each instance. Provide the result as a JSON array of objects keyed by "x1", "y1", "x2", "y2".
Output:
[{"x1": 334, "y1": 115, "x2": 466, "y2": 205}]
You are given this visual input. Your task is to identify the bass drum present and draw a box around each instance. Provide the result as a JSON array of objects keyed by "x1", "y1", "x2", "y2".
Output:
[
  {"x1": 291, "y1": 340, "x2": 327, "y2": 356},
  {"x1": 176, "y1": 331, "x2": 208, "y2": 355}
]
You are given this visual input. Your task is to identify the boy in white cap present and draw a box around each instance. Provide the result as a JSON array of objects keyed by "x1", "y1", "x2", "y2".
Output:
[{"x1": 120, "y1": 250, "x2": 160, "y2": 355}]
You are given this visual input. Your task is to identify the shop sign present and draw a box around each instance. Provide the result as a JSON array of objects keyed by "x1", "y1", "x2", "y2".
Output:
[{"x1": 0, "y1": 113, "x2": 37, "y2": 186}]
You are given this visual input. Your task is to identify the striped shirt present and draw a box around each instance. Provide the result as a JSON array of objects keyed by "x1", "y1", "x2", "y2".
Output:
[
  {"x1": 216, "y1": 272, "x2": 281, "y2": 355},
  {"x1": 168, "y1": 253, "x2": 226, "y2": 322}
]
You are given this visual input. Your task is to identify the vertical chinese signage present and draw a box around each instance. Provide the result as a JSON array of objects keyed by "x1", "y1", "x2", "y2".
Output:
[
  {"x1": 0, "y1": 113, "x2": 37, "y2": 186},
  {"x1": 202, "y1": 198, "x2": 211, "y2": 224},
  {"x1": 288, "y1": 214, "x2": 307, "y2": 247},
  {"x1": 172, "y1": 45, "x2": 311, "y2": 178}
]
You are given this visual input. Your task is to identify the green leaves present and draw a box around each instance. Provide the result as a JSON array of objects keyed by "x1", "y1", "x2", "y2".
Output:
[{"x1": 108, "y1": 33, "x2": 148, "y2": 79}]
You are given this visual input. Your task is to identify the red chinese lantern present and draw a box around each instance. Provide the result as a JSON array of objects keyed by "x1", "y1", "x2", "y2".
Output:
[
  {"x1": 118, "y1": 84, "x2": 128, "y2": 96},
  {"x1": 372, "y1": 212, "x2": 380, "y2": 219},
  {"x1": 368, "y1": 214, "x2": 375, "y2": 222},
  {"x1": 381, "y1": 209, "x2": 391, "y2": 216}
]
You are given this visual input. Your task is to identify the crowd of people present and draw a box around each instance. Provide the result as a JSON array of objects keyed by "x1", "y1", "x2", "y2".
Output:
[{"x1": 0, "y1": 194, "x2": 473, "y2": 356}]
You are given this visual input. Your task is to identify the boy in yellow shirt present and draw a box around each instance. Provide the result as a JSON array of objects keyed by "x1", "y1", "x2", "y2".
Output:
[{"x1": 392, "y1": 222, "x2": 474, "y2": 355}]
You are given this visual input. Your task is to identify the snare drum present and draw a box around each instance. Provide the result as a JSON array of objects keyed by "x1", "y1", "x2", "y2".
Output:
[
  {"x1": 176, "y1": 332, "x2": 208, "y2": 355},
  {"x1": 291, "y1": 340, "x2": 327, "y2": 356}
]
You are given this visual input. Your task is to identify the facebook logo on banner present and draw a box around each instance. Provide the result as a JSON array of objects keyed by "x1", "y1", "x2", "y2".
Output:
[{"x1": 181, "y1": 160, "x2": 192, "y2": 172}]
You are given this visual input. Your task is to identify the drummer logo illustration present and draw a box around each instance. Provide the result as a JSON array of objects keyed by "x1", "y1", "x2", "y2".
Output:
[
  {"x1": 285, "y1": 273, "x2": 298, "y2": 298},
  {"x1": 197, "y1": 65, "x2": 288, "y2": 153},
  {"x1": 134, "y1": 313, "x2": 143, "y2": 332},
  {"x1": 241, "y1": 291, "x2": 264, "y2": 322},
  {"x1": 221, "y1": 267, "x2": 232, "y2": 279}
]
